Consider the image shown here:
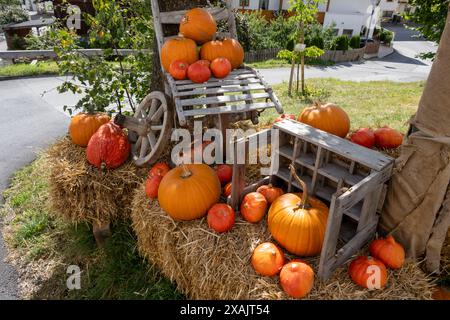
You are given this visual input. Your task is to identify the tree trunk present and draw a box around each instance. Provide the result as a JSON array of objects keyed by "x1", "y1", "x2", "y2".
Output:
[
  {"x1": 380, "y1": 5, "x2": 450, "y2": 272},
  {"x1": 149, "y1": 0, "x2": 209, "y2": 92}
]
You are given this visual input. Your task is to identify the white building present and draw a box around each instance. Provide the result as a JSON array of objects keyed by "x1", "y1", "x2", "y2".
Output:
[
  {"x1": 232, "y1": 0, "x2": 382, "y2": 38},
  {"x1": 379, "y1": 0, "x2": 399, "y2": 20}
]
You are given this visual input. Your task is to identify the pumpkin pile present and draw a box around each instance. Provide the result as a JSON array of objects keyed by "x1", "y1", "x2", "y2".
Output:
[
  {"x1": 350, "y1": 126, "x2": 403, "y2": 149},
  {"x1": 161, "y1": 8, "x2": 244, "y2": 83}
]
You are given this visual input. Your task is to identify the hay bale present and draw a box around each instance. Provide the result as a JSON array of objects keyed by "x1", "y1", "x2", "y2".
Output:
[
  {"x1": 46, "y1": 137, "x2": 146, "y2": 224},
  {"x1": 131, "y1": 185, "x2": 434, "y2": 300}
]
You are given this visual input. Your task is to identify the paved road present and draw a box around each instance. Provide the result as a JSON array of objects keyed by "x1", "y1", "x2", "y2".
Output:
[{"x1": 0, "y1": 77, "x2": 76, "y2": 300}]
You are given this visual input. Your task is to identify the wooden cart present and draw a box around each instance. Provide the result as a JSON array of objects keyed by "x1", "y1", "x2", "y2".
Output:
[{"x1": 115, "y1": 0, "x2": 283, "y2": 166}]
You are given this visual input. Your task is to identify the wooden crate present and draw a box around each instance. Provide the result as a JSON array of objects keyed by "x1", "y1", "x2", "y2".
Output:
[{"x1": 228, "y1": 119, "x2": 394, "y2": 280}]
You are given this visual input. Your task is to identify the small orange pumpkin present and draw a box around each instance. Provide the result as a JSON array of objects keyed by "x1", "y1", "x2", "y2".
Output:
[
  {"x1": 256, "y1": 184, "x2": 284, "y2": 204},
  {"x1": 200, "y1": 38, "x2": 244, "y2": 69},
  {"x1": 207, "y1": 203, "x2": 235, "y2": 233},
  {"x1": 69, "y1": 112, "x2": 110, "y2": 147},
  {"x1": 149, "y1": 162, "x2": 170, "y2": 178},
  {"x1": 298, "y1": 102, "x2": 350, "y2": 138},
  {"x1": 179, "y1": 8, "x2": 217, "y2": 44},
  {"x1": 348, "y1": 256, "x2": 388, "y2": 289},
  {"x1": 279, "y1": 260, "x2": 314, "y2": 298},
  {"x1": 169, "y1": 60, "x2": 189, "y2": 80},
  {"x1": 223, "y1": 182, "x2": 232, "y2": 197},
  {"x1": 268, "y1": 165, "x2": 328, "y2": 256},
  {"x1": 369, "y1": 235, "x2": 405, "y2": 269},
  {"x1": 145, "y1": 174, "x2": 163, "y2": 199},
  {"x1": 160, "y1": 37, "x2": 198, "y2": 72},
  {"x1": 251, "y1": 242, "x2": 285, "y2": 277},
  {"x1": 374, "y1": 126, "x2": 403, "y2": 149},
  {"x1": 240, "y1": 192, "x2": 268, "y2": 223},
  {"x1": 158, "y1": 164, "x2": 221, "y2": 221}
]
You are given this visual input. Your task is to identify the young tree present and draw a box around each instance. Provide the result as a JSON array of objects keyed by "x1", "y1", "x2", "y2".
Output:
[
  {"x1": 404, "y1": 0, "x2": 448, "y2": 59},
  {"x1": 287, "y1": 0, "x2": 324, "y2": 96}
]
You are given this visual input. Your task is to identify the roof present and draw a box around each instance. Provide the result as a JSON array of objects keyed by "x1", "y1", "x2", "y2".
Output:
[{"x1": 3, "y1": 18, "x2": 55, "y2": 30}]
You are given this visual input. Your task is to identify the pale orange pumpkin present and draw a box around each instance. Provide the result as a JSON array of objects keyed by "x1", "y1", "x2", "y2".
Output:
[
  {"x1": 268, "y1": 165, "x2": 329, "y2": 256},
  {"x1": 251, "y1": 242, "x2": 285, "y2": 277},
  {"x1": 256, "y1": 184, "x2": 284, "y2": 204},
  {"x1": 158, "y1": 164, "x2": 221, "y2": 221},
  {"x1": 160, "y1": 37, "x2": 198, "y2": 72},
  {"x1": 240, "y1": 192, "x2": 268, "y2": 223},
  {"x1": 200, "y1": 38, "x2": 244, "y2": 69},
  {"x1": 298, "y1": 102, "x2": 350, "y2": 138},
  {"x1": 179, "y1": 8, "x2": 217, "y2": 44},
  {"x1": 369, "y1": 235, "x2": 405, "y2": 269},
  {"x1": 69, "y1": 112, "x2": 110, "y2": 147},
  {"x1": 279, "y1": 260, "x2": 314, "y2": 298}
]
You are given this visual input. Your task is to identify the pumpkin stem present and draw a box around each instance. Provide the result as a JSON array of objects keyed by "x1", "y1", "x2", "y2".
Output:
[
  {"x1": 289, "y1": 164, "x2": 310, "y2": 209},
  {"x1": 180, "y1": 164, "x2": 192, "y2": 178}
]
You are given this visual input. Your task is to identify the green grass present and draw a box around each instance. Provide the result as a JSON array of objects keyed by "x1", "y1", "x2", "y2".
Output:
[
  {"x1": 0, "y1": 61, "x2": 59, "y2": 77},
  {"x1": 247, "y1": 58, "x2": 334, "y2": 69},
  {"x1": 1, "y1": 156, "x2": 182, "y2": 299},
  {"x1": 259, "y1": 79, "x2": 425, "y2": 133}
]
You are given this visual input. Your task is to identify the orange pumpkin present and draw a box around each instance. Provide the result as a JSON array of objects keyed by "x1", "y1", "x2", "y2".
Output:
[
  {"x1": 298, "y1": 102, "x2": 350, "y2": 138},
  {"x1": 279, "y1": 260, "x2": 314, "y2": 298},
  {"x1": 369, "y1": 235, "x2": 405, "y2": 269},
  {"x1": 69, "y1": 112, "x2": 110, "y2": 147},
  {"x1": 200, "y1": 38, "x2": 244, "y2": 69},
  {"x1": 158, "y1": 164, "x2": 221, "y2": 221},
  {"x1": 160, "y1": 37, "x2": 198, "y2": 72},
  {"x1": 210, "y1": 57, "x2": 231, "y2": 79},
  {"x1": 86, "y1": 122, "x2": 130, "y2": 169},
  {"x1": 169, "y1": 60, "x2": 189, "y2": 80},
  {"x1": 251, "y1": 242, "x2": 285, "y2": 277},
  {"x1": 149, "y1": 162, "x2": 170, "y2": 178},
  {"x1": 179, "y1": 8, "x2": 217, "y2": 44},
  {"x1": 256, "y1": 184, "x2": 284, "y2": 204},
  {"x1": 268, "y1": 165, "x2": 328, "y2": 256},
  {"x1": 348, "y1": 256, "x2": 388, "y2": 289},
  {"x1": 207, "y1": 203, "x2": 235, "y2": 233},
  {"x1": 240, "y1": 192, "x2": 268, "y2": 223},
  {"x1": 374, "y1": 126, "x2": 403, "y2": 149},
  {"x1": 223, "y1": 182, "x2": 232, "y2": 197},
  {"x1": 216, "y1": 164, "x2": 233, "y2": 185},
  {"x1": 145, "y1": 174, "x2": 163, "y2": 199},
  {"x1": 187, "y1": 61, "x2": 211, "y2": 83}
]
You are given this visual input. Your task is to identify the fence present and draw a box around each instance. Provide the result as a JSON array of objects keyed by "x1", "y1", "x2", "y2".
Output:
[{"x1": 244, "y1": 48, "x2": 281, "y2": 63}]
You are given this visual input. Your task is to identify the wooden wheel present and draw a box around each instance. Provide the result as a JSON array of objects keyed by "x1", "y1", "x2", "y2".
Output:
[{"x1": 132, "y1": 91, "x2": 172, "y2": 166}]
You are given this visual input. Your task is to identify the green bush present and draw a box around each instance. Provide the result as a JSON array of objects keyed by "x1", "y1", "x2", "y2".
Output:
[
  {"x1": 379, "y1": 29, "x2": 394, "y2": 44},
  {"x1": 306, "y1": 35, "x2": 324, "y2": 49},
  {"x1": 333, "y1": 35, "x2": 349, "y2": 51},
  {"x1": 0, "y1": 0, "x2": 28, "y2": 28},
  {"x1": 349, "y1": 35, "x2": 361, "y2": 49}
]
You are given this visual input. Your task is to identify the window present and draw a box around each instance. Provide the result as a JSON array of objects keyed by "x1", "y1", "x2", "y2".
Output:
[
  {"x1": 343, "y1": 29, "x2": 353, "y2": 37},
  {"x1": 332, "y1": 28, "x2": 339, "y2": 36},
  {"x1": 259, "y1": 0, "x2": 269, "y2": 10},
  {"x1": 383, "y1": 10, "x2": 394, "y2": 18},
  {"x1": 239, "y1": 0, "x2": 250, "y2": 7}
]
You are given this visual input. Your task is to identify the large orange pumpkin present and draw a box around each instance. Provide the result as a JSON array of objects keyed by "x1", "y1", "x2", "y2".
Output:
[
  {"x1": 158, "y1": 164, "x2": 221, "y2": 221},
  {"x1": 200, "y1": 38, "x2": 244, "y2": 69},
  {"x1": 279, "y1": 260, "x2": 314, "y2": 298},
  {"x1": 251, "y1": 242, "x2": 285, "y2": 277},
  {"x1": 298, "y1": 102, "x2": 350, "y2": 138},
  {"x1": 268, "y1": 165, "x2": 329, "y2": 256},
  {"x1": 86, "y1": 122, "x2": 130, "y2": 169},
  {"x1": 348, "y1": 256, "x2": 388, "y2": 289},
  {"x1": 369, "y1": 235, "x2": 405, "y2": 269},
  {"x1": 179, "y1": 8, "x2": 217, "y2": 44},
  {"x1": 69, "y1": 112, "x2": 110, "y2": 147},
  {"x1": 160, "y1": 37, "x2": 198, "y2": 72}
]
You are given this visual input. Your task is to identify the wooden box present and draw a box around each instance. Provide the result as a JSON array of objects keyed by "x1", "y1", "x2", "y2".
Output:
[{"x1": 229, "y1": 119, "x2": 394, "y2": 280}]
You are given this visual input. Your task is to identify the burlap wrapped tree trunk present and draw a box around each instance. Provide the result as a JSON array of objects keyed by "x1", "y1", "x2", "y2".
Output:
[{"x1": 380, "y1": 5, "x2": 450, "y2": 273}]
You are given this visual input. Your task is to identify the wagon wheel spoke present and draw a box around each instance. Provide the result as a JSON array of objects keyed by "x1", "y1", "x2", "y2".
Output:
[{"x1": 131, "y1": 91, "x2": 172, "y2": 166}]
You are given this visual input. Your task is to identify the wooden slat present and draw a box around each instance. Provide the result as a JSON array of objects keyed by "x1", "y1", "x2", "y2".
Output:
[
  {"x1": 176, "y1": 78, "x2": 262, "y2": 91},
  {"x1": 183, "y1": 102, "x2": 275, "y2": 117},
  {"x1": 159, "y1": 7, "x2": 230, "y2": 24},
  {"x1": 357, "y1": 184, "x2": 383, "y2": 232},
  {"x1": 318, "y1": 162, "x2": 366, "y2": 186},
  {"x1": 274, "y1": 120, "x2": 394, "y2": 171},
  {"x1": 180, "y1": 92, "x2": 270, "y2": 107},
  {"x1": 173, "y1": 84, "x2": 266, "y2": 97}
]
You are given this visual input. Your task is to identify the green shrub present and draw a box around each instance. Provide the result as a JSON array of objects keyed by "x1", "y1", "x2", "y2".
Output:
[
  {"x1": 379, "y1": 29, "x2": 394, "y2": 44},
  {"x1": 349, "y1": 35, "x2": 361, "y2": 49},
  {"x1": 333, "y1": 35, "x2": 349, "y2": 51},
  {"x1": 0, "y1": 0, "x2": 28, "y2": 28},
  {"x1": 306, "y1": 35, "x2": 324, "y2": 49}
]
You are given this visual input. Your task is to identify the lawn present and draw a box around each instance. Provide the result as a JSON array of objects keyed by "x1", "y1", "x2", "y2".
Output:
[
  {"x1": 0, "y1": 61, "x2": 59, "y2": 77},
  {"x1": 0, "y1": 79, "x2": 428, "y2": 299}
]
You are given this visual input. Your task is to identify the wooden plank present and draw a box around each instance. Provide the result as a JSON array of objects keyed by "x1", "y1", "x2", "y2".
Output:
[
  {"x1": 318, "y1": 219, "x2": 378, "y2": 280},
  {"x1": 166, "y1": 76, "x2": 186, "y2": 126},
  {"x1": 180, "y1": 92, "x2": 270, "y2": 107},
  {"x1": 150, "y1": 0, "x2": 165, "y2": 72},
  {"x1": 176, "y1": 78, "x2": 262, "y2": 91},
  {"x1": 182, "y1": 102, "x2": 275, "y2": 117},
  {"x1": 318, "y1": 162, "x2": 366, "y2": 186},
  {"x1": 357, "y1": 183, "x2": 383, "y2": 232},
  {"x1": 294, "y1": 152, "x2": 316, "y2": 169},
  {"x1": 274, "y1": 120, "x2": 394, "y2": 171},
  {"x1": 311, "y1": 146, "x2": 324, "y2": 194},
  {"x1": 159, "y1": 7, "x2": 230, "y2": 24},
  {"x1": 173, "y1": 84, "x2": 266, "y2": 97}
]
